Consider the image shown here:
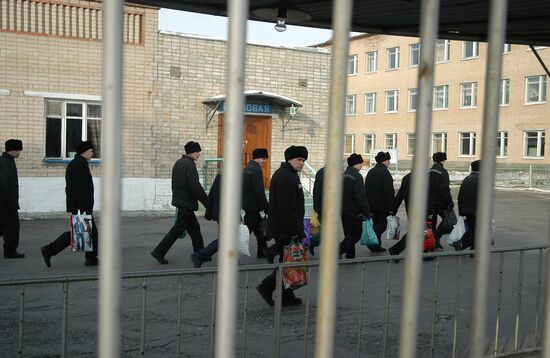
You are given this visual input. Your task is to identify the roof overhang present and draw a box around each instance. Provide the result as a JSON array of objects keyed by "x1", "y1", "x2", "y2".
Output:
[{"x1": 203, "y1": 90, "x2": 303, "y2": 107}]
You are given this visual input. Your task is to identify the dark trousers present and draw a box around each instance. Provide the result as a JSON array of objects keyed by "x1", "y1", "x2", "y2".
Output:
[
  {"x1": 372, "y1": 211, "x2": 388, "y2": 246},
  {"x1": 154, "y1": 207, "x2": 204, "y2": 256},
  {"x1": 259, "y1": 269, "x2": 298, "y2": 302},
  {"x1": 44, "y1": 217, "x2": 99, "y2": 259},
  {"x1": 339, "y1": 214, "x2": 362, "y2": 258},
  {"x1": 244, "y1": 210, "x2": 267, "y2": 251},
  {"x1": 389, "y1": 234, "x2": 407, "y2": 255},
  {"x1": 196, "y1": 239, "x2": 219, "y2": 260},
  {"x1": 461, "y1": 215, "x2": 477, "y2": 249},
  {"x1": 431, "y1": 207, "x2": 453, "y2": 240},
  {"x1": 1, "y1": 209, "x2": 20, "y2": 254}
]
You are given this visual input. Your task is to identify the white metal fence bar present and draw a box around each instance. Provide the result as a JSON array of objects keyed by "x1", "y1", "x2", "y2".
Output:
[
  {"x1": 429, "y1": 257, "x2": 440, "y2": 358},
  {"x1": 17, "y1": 285, "x2": 24, "y2": 358},
  {"x1": 61, "y1": 281, "x2": 69, "y2": 358}
]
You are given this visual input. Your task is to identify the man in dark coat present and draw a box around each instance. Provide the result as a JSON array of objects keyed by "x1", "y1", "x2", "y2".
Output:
[
  {"x1": 454, "y1": 160, "x2": 480, "y2": 250},
  {"x1": 364, "y1": 151, "x2": 394, "y2": 252},
  {"x1": 151, "y1": 141, "x2": 208, "y2": 264},
  {"x1": 428, "y1": 152, "x2": 454, "y2": 248},
  {"x1": 312, "y1": 166, "x2": 325, "y2": 218},
  {"x1": 339, "y1": 154, "x2": 372, "y2": 259},
  {"x1": 0, "y1": 139, "x2": 25, "y2": 258},
  {"x1": 257, "y1": 145, "x2": 308, "y2": 307},
  {"x1": 242, "y1": 148, "x2": 270, "y2": 258},
  {"x1": 40, "y1": 141, "x2": 99, "y2": 266}
]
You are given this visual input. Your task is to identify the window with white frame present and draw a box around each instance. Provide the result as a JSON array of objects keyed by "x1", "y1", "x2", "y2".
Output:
[
  {"x1": 500, "y1": 79, "x2": 510, "y2": 105},
  {"x1": 346, "y1": 94, "x2": 357, "y2": 115},
  {"x1": 364, "y1": 92, "x2": 377, "y2": 114},
  {"x1": 385, "y1": 133, "x2": 397, "y2": 149},
  {"x1": 410, "y1": 43, "x2": 420, "y2": 66},
  {"x1": 347, "y1": 54, "x2": 358, "y2": 76},
  {"x1": 497, "y1": 131, "x2": 508, "y2": 157},
  {"x1": 45, "y1": 100, "x2": 102, "y2": 159},
  {"x1": 432, "y1": 133, "x2": 447, "y2": 154},
  {"x1": 503, "y1": 43, "x2": 512, "y2": 53},
  {"x1": 525, "y1": 75, "x2": 547, "y2": 104},
  {"x1": 344, "y1": 134, "x2": 355, "y2": 154},
  {"x1": 459, "y1": 132, "x2": 476, "y2": 156},
  {"x1": 433, "y1": 85, "x2": 449, "y2": 109},
  {"x1": 461, "y1": 82, "x2": 478, "y2": 108},
  {"x1": 387, "y1": 47, "x2": 400, "y2": 70},
  {"x1": 364, "y1": 133, "x2": 375, "y2": 154},
  {"x1": 407, "y1": 133, "x2": 415, "y2": 155},
  {"x1": 435, "y1": 39, "x2": 450, "y2": 63},
  {"x1": 366, "y1": 50, "x2": 378, "y2": 72},
  {"x1": 524, "y1": 130, "x2": 545, "y2": 158},
  {"x1": 462, "y1": 41, "x2": 479, "y2": 59},
  {"x1": 408, "y1": 89, "x2": 418, "y2": 111},
  {"x1": 385, "y1": 90, "x2": 399, "y2": 112}
]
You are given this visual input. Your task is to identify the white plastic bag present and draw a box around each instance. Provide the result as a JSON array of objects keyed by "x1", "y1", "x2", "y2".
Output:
[
  {"x1": 238, "y1": 224, "x2": 251, "y2": 256},
  {"x1": 447, "y1": 216, "x2": 466, "y2": 246},
  {"x1": 386, "y1": 215, "x2": 400, "y2": 240}
]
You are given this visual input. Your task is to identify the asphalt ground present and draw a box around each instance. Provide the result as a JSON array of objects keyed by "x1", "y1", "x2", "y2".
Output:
[{"x1": 0, "y1": 188, "x2": 549, "y2": 357}]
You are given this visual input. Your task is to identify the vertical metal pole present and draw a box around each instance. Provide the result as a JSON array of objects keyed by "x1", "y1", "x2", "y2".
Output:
[
  {"x1": 61, "y1": 282, "x2": 69, "y2": 358},
  {"x1": 314, "y1": 0, "x2": 353, "y2": 356},
  {"x1": 273, "y1": 267, "x2": 283, "y2": 358},
  {"x1": 535, "y1": 249, "x2": 543, "y2": 347},
  {"x1": 242, "y1": 272, "x2": 249, "y2": 358},
  {"x1": 140, "y1": 278, "x2": 147, "y2": 357},
  {"x1": 303, "y1": 269, "x2": 312, "y2": 358},
  {"x1": 176, "y1": 276, "x2": 183, "y2": 357},
  {"x1": 430, "y1": 258, "x2": 440, "y2": 358},
  {"x1": 529, "y1": 165, "x2": 533, "y2": 189},
  {"x1": 215, "y1": 0, "x2": 248, "y2": 356},
  {"x1": 470, "y1": 0, "x2": 508, "y2": 356},
  {"x1": 99, "y1": 0, "x2": 123, "y2": 357},
  {"x1": 514, "y1": 251, "x2": 525, "y2": 352},
  {"x1": 494, "y1": 252, "x2": 504, "y2": 355},
  {"x1": 382, "y1": 261, "x2": 392, "y2": 358},
  {"x1": 398, "y1": 0, "x2": 439, "y2": 357},
  {"x1": 452, "y1": 256, "x2": 463, "y2": 358},
  {"x1": 17, "y1": 285, "x2": 25, "y2": 358},
  {"x1": 357, "y1": 264, "x2": 366, "y2": 358},
  {"x1": 211, "y1": 273, "x2": 217, "y2": 358}
]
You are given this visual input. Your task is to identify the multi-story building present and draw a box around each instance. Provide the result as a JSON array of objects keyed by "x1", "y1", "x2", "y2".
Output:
[{"x1": 322, "y1": 34, "x2": 549, "y2": 168}]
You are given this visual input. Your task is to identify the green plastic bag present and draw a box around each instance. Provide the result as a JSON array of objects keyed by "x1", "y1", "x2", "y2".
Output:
[{"x1": 360, "y1": 218, "x2": 378, "y2": 246}]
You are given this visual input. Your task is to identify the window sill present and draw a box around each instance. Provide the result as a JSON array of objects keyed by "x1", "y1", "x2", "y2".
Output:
[
  {"x1": 433, "y1": 107, "x2": 448, "y2": 111},
  {"x1": 524, "y1": 101, "x2": 546, "y2": 106},
  {"x1": 364, "y1": 112, "x2": 376, "y2": 115},
  {"x1": 384, "y1": 111, "x2": 398, "y2": 114},
  {"x1": 43, "y1": 158, "x2": 101, "y2": 165},
  {"x1": 522, "y1": 156, "x2": 545, "y2": 160},
  {"x1": 458, "y1": 155, "x2": 476, "y2": 158},
  {"x1": 461, "y1": 56, "x2": 479, "y2": 61},
  {"x1": 386, "y1": 68, "x2": 399, "y2": 71},
  {"x1": 460, "y1": 106, "x2": 478, "y2": 109}
]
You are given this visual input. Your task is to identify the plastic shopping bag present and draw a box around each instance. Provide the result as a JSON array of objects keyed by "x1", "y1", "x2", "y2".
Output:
[
  {"x1": 302, "y1": 218, "x2": 312, "y2": 247},
  {"x1": 440, "y1": 209, "x2": 458, "y2": 232},
  {"x1": 238, "y1": 224, "x2": 251, "y2": 256},
  {"x1": 386, "y1": 215, "x2": 401, "y2": 240},
  {"x1": 423, "y1": 221, "x2": 436, "y2": 252},
  {"x1": 310, "y1": 211, "x2": 321, "y2": 236},
  {"x1": 360, "y1": 219, "x2": 378, "y2": 246},
  {"x1": 447, "y1": 216, "x2": 466, "y2": 246},
  {"x1": 282, "y1": 240, "x2": 308, "y2": 289},
  {"x1": 70, "y1": 210, "x2": 93, "y2": 252}
]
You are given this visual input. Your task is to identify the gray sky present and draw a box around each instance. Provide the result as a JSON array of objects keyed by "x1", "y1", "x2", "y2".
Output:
[{"x1": 158, "y1": 9, "x2": 335, "y2": 47}]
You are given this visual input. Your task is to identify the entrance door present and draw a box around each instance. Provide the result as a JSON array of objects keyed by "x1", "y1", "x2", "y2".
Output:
[{"x1": 217, "y1": 114, "x2": 272, "y2": 188}]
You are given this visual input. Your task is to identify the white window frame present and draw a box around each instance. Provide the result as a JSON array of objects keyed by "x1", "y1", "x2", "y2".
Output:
[
  {"x1": 460, "y1": 82, "x2": 478, "y2": 108},
  {"x1": 347, "y1": 54, "x2": 358, "y2": 76},
  {"x1": 525, "y1": 75, "x2": 547, "y2": 104},
  {"x1": 407, "y1": 133, "x2": 415, "y2": 155},
  {"x1": 459, "y1": 132, "x2": 477, "y2": 156},
  {"x1": 408, "y1": 89, "x2": 418, "y2": 112},
  {"x1": 385, "y1": 90, "x2": 399, "y2": 113},
  {"x1": 500, "y1": 78, "x2": 510, "y2": 106},
  {"x1": 409, "y1": 43, "x2": 420, "y2": 67},
  {"x1": 433, "y1": 85, "x2": 449, "y2": 110},
  {"x1": 366, "y1": 50, "x2": 378, "y2": 73},
  {"x1": 344, "y1": 134, "x2": 356, "y2": 155},
  {"x1": 462, "y1": 41, "x2": 479, "y2": 59},
  {"x1": 431, "y1": 133, "x2": 447, "y2": 154},
  {"x1": 435, "y1": 39, "x2": 450, "y2": 63},
  {"x1": 364, "y1": 133, "x2": 376, "y2": 154},
  {"x1": 384, "y1": 133, "x2": 397, "y2": 150},
  {"x1": 503, "y1": 43, "x2": 512, "y2": 54},
  {"x1": 387, "y1": 47, "x2": 400, "y2": 70},
  {"x1": 496, "y1": 131, "x2": 508, "y2": 157},
  {"x1": 523, "y1": 130, "x2": 545, "y2": 158},
  {"x1": 346, "y1": 94, "x2": 357, "y2": 115},
  {"x1": 364, "y1": 92, "x2": 377, "y2": 114}
]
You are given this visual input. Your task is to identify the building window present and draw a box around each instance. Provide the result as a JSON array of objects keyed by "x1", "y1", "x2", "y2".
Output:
[
  {"x1": 433, "y1": 85, "x2": 449, "y2": 109},
  {"x1": 459, "y1": 132, "x2": 476, "y2": 156},
  {"x1": 344, "y1": 134, "x2": 355, "y2": 154},
  {"x1": 462, "y1": 41, "x2": 479, "y2": 59},
  {"x1": 346, "y1": 94, "x2": 357, "y2": 115},
  {"x1": 407, "y1": 133, "x2": 415, "y2": 155},
  {"x1": 385, "y1": 90, "x2": 399, "y2": 112},
  {"x1": 461, "y1": 82, "x2": 478, "y2": 108},
  {"x1": 408, "y1": 89, "x2": 418, "y2": 111},
  {"x1": 432, "y1": 133, "x2": 447, "y2": 154},
  {"x1": 364, "y1": 92, "x2": 377, "y2": 114},
  {"x1": 385, "y1": 133, "x2": 397, "y2": 149},
  {"x1": 524, "y1": 131, "x2": 545, "y2": 158},
  {"x1": 387, "y1": 47, "x2": 400, "y2": 70},
  {"x1": 497, "y1": 131, "x2": 508, "y2": 157},
  {"x1": 435, "y1": 39, "x2": 450, "y2": 63},
  {"x1": 45, "y1": 100, "x2": 102, "y2": 159},
  {"x1": 347, "y1": 54, "x2": 358, "y2": 76},
  {"x1": 364, "y1": 134, "x2": 376, "y2": 154},
  {"x1": 500, "y1": 79, "x2": 510, "y2": 105},
  {"x1": 366, "y1": 50, "x2": 378, "y2": 72},
  {"x1": 410, "y1": 43, "x2": 420, "y2": 66},
  {"x1": 525, "y1": 75, "x2": 547, "y2": 104},
  {"x1": 503, "y1": 43, "x2": 512, "y2": 53}
]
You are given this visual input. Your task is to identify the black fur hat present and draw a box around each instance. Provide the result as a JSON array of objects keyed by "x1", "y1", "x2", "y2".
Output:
[
  {"x1": 5, "y1": 139, "x2": 23, "y2": 151},
  {"x1": 375, "y1": 151, "x2": 391, "y2": 163},
  {"x1": 432, "y1": 152, "x2": 447, "y2": 163},
  {"x1": 284, "y1": 145, "x2": 308, "y2": 161},
  {"x1": 252, "y1": 148, "x2": 269, "y2": 159},
  {"x1": 75, "y1": 141, "x2": 94, "y2": 154},
  {"x1": 347, "y1": 153, "x2": 364, "y2": 167},
  {"x1": 184, "y1": 141, "x2": 202, "y2": 154}
]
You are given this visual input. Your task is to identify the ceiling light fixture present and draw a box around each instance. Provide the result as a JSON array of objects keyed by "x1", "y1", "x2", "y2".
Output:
[
  {"x1": 252, "y1": 1, "x2": 311, "y2": 33},
  {"x1": 274, "y1": 7, "x2": 287, "y2": 32}
]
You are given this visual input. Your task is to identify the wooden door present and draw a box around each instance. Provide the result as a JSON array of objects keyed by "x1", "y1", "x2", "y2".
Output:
[{"x1": 217, "y1": 114, "x2": 272, "y2": 188}]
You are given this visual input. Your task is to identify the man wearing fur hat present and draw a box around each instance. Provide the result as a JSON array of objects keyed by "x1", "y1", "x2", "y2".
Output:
[
  {"x1": 364, "y1": 151, "x2": 394, "y2": 252},
  {"x1": 41, "y1": 140, "x2": 99, "y2": 266},
  {"x1": 453, "y1": 160, "x2": 481, "y2": 250},
  {"x1": 0, "y1": 139, "x2": 25, "y2": 258},
  {"x1": 151, "y1": 141, "x2": 208, "y2": 265},
  {"x1": 242, "y1": 148, "x2": 270, "y2": 258},
  {"x1": 257, "y1": 145, "x2": 307, "y2": 307},
  {"x1": 340, "y1": 153, "x2": 372, "y2": 259},
  {"x1": 428, "y1": 152, "x2": 454, "y2": 248}
]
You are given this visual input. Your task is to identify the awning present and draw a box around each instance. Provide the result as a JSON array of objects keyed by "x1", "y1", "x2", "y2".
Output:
[{"x1": 203, "y1": 90, "x2": 303, "y2": 107}]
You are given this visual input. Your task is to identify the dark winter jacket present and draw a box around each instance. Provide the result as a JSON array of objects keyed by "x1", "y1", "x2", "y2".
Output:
[
  {"x1": 267, "y1": 162, "x2": 305, "y2": 240},
  {"x1": 391, "y1": 172, "x2": 433, "y2": 216},
  {"x1": 365, "y1": 163, "x2": 394, "y2": 214},
  {"x1": 428, "y1": 162, "x2": 453, "y2": 209},
  {"x1": 65, "y1": 154, "x2": 94, "y2": 214},
  {"x1": 458, "y1": 172, "x2": 479, "y2": 216},
  {"x1": 0, "y1": 152, "x2": 19, "y2": 210},
  {"x1": 171, "y1": 155, "x2": 208, "y2": 211},
  {"x1": 242, "y1": 160, "x2": 269, "y2": 212},
  {"x1": 204, "y1": 173, "x2": 221, "y2": 222},
  {"x1": 342, "y1": 166, "x2": 371, "y2": 218},
  {"x1": 312, "y1": 167, "x2": 325, "y2": 216}
]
